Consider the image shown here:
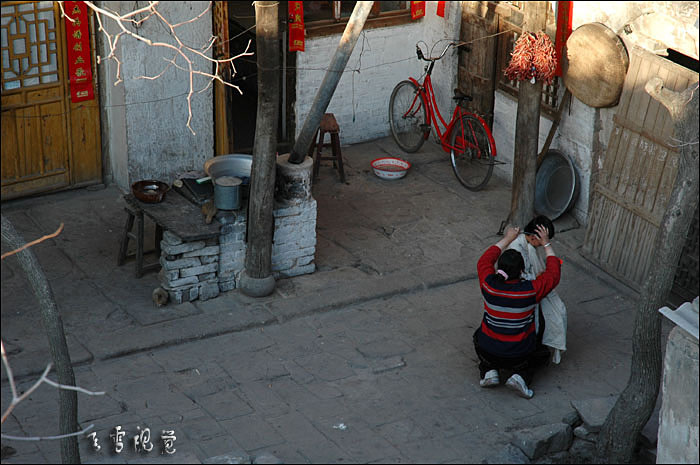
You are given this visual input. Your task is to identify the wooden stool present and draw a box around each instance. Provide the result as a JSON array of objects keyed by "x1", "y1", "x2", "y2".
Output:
[
  {"x1": 310, "y1": 113, "x2": 346, "y2": 183},
  {"x1": 117, "y1": 196, "x2": 163, "y2": 278}
]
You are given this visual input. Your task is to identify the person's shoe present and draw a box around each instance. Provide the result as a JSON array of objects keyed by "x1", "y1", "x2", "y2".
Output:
[
  {"x1": 506, "y1": 374, "x2": 534, "y2": 398},
  {"x1": 479, "y1": 369, "x2": 500, "y2": 388}
]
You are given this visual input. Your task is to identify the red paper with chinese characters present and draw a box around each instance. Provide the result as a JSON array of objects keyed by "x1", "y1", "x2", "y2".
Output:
[
  {"x1": 436, "y1": 1, "x2": 446, "y2": 18},
  {"x1": 288, "y1": 1, "x2": 305, "y2": 52},
  {"x1": 411, "y1": 1, "x2": 426, "y2": 20},
  {"x1": 64, "y1": 1, "x2": 94, "y2": 102},
  {"x1": 554, "y1": 1, "x2": 573, "y2": 77}
]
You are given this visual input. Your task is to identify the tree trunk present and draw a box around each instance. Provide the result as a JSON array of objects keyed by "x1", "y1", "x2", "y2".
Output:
[
  {"x1": 509, "y1": 1, "x2": 547, "y2": 228},
  {"x1": 1, "y1": 216, "x2": 80, "y2": 464},
  {"x1": 243, "y1": 1, "x2": 279, "y2": 285},
  {"x1": 596, "y1": 79, "x2": 700, "y2": 463}
]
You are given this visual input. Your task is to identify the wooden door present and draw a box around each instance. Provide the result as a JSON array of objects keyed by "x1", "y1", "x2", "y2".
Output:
[
  {"x1": 458, "y1": 2, "x2": 499, "y2": 128},
  {"x1": 582, "y1": 45, "x2": 699, "y2": 291},
  {"x1": 1, "y1": 1, "x2": 101, "y2": 201}
]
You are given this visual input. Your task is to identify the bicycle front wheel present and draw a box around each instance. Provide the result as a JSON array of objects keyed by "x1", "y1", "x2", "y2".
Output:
[
  {"x1": 449, "y1": 114, "x2": 495, "y2": 191},
  {"x1": 389, "y1": 80, "x2": 428, "y2": 153}
]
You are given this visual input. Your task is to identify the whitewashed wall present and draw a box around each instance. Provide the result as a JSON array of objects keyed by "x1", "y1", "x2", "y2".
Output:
[
  {"x1": 491, "y1": 0, "x2": 699, "y2": 225},
  {"x1": 295, "y1": 1, "x2": 462, "y2": 145},
  {"x1": 98, "y1": 1, "x2": 214, "y2": 190}
]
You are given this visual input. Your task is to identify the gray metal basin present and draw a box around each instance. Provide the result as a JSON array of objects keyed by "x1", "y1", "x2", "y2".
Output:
[
  {"x1": 204, "y1": 154, "x2": 252, "y2": 183},
  {"x1": 535, "y1": 149, "x2": 580, "y2": 220}
]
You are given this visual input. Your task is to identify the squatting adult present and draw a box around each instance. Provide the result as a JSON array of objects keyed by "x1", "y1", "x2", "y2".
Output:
[{"x1": 472, "y1": 225, "x2": 561, "y2": 398}]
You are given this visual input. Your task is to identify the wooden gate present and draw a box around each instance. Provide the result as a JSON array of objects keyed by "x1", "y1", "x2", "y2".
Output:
[
  {"x1": 458, "y1": 2, "x2": 499, "y2": 127},
  {"x1": 582, "y1": 45, "x2": 699, "y2": 291},
  {"x1": 1, "y1": 1, "x2": 101, "y2": 201}
]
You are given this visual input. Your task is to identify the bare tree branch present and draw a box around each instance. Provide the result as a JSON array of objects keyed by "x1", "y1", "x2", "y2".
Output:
[
  {"x1": 1, "y1": 424, "x2": 96, "y2": 442},
  {"x1": 57, "y1": 1, "x2": 254, "y2": 134},
  {"x1": 1, "y1": 223, "x2": 64, "y2": 260}
]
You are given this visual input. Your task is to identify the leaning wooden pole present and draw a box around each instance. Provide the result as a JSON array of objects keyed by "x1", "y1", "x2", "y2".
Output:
[
  {"x1": 509, "y1": 1, "x2": 547, "y2": 228},
  {"x1": 240, "y1": 1, "x2": 280, "y2": 297},
  {"x1": 1, "y1": 216, "x2": 80, "y2": 464},
  {"x1": 596, "y1": 80, "x2": 699, "y2": 463},
  {"x1": 288, "y1": 1, "x2": 373, "y2": 164}
]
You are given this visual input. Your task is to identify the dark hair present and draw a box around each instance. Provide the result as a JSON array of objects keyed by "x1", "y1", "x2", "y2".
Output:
[
  {"x1": 496, "y1": 249, "x2": 524, "y2": 281},
  {"x1": 524, "y1": 215, "x2": 555, "y2": 240}
]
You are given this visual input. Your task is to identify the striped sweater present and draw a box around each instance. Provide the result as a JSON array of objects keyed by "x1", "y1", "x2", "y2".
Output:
[{"x1": 476, "y1": 245, "x2": 561, "y2": 358}]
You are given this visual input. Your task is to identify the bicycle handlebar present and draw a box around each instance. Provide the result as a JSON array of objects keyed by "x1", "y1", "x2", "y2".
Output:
[{"x1": 415, "y1": 42, "x2": 457, "y2": 62}]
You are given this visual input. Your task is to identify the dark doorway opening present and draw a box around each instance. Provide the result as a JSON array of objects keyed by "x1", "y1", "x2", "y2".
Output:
[{"x1": 227, "y1": 2, "x2": 295, "y2": 154}]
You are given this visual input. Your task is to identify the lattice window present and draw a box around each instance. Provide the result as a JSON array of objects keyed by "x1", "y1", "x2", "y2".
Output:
[{"x1": 1, "y1": 1, "x2": 59, "y2": 91}]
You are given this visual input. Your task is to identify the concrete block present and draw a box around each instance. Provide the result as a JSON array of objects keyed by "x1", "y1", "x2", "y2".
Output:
[
  {"x1": 199, "y1": 272, "x2": 217, "y2": 281},
  {"x1": 571, "y1": 397, "x2": 618, "y2": 433},
  {"x1": 160, "y1": 240, "x2": 206, "y2": 255},
  {"x1": 573, "y1": 425, "x2": 597, "y2": 442},
  {"x1": 199, "y1": 281, "x2": 220, "y2": 301},
  {"x1": 162, "y1": 275, "x2": 199, "y2": 289},
  {"x1": 483, "y1": 443, "x2": 530, "y2": 464},
  {"x1": 511, "y1": 423, "x2": 573, "y2": 460},
  {"x1": 182, "y1": 245, "x2": 220, "y2": 258},
  {"x1": 160, "y1": 256, "x2": 201, "y2": 271},
  {"x1": 219, "y1": 279, "x2": 236, "y2": 292},
  {"x1": 657, "y1": 326, "x2": 699, "y2": 464},
  {"x1": 180, "y1": 263, "x2": 218, "y2": 278},
  {"x1": 221, "y1": 223, "x2": 246, "y2": 235},
  {"x1": 188, "y1": 285, "x2": 199, "y2": 301},
  {"x1": 272, "y1": 247, "x2": 316, "y2": 264},
  {"x1": 220, "y1": 233, "x2": 246, "y2": 245},
  {"x1": 159, "y1": 268, "x2": 179, "y2": 281},
  {"x1": 297, "y1": 254, "x2": 315, "y2": 267},
  {"x1": 201, "y1": 255, "x2": 219, "y2": 264},
  {"x1": 562, "y1": 410, "x2": 582, "y2": 427},
  {"x1": 272, "y1": 236, "x2": 316, "y2": 252},
  {"x1": 162, "y1": 230, "x2": 183, "y2": 245}
]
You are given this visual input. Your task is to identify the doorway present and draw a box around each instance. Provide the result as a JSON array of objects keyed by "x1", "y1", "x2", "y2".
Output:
[
  {"x1": 1, "y1": 1, "x2": 102, "y2": 200},
  {"x1": 223, "y1": 2, "x2": 295, "y2": 154}
]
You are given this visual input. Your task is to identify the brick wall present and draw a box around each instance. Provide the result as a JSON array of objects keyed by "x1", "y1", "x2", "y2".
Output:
[{"x1": 158, "y1": 199, "x2": 317, "y2": 304}]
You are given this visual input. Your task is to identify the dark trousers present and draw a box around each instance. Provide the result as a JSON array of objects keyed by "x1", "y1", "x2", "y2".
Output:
[{"x1": 473, "y1": 310, "x2": 550, "y2": 385}]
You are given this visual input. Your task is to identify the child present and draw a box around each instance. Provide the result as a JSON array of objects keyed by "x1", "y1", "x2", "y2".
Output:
[
  {"x1": 473, "y1": 225, "x2": 561, "y2": 398},
  {"x1": 508, "y1": 216, "x2": 567, "y2": 364}
]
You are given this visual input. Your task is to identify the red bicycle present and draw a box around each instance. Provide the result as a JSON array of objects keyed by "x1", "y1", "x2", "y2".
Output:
[{"x1": 389, "y1": 42, "x2": 497, "y2": 191}]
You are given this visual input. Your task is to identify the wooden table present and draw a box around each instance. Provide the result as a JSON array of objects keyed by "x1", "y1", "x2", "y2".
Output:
[{"x1": 126, "y1": 190, "x2": 221, "y2": 242}]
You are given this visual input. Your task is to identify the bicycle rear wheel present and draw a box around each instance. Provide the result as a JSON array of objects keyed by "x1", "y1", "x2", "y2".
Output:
[
  {"x1": 389, "y1": 80, "x2": 429, "y2": 153},
  {"x1": 449, "y1": 114, "x2": 495, "y2": 191}
]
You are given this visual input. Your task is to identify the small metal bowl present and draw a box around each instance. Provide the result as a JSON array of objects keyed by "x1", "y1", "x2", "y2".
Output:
[{"x1": 131, "y1": 180, "x2": 170, "y2": 203}]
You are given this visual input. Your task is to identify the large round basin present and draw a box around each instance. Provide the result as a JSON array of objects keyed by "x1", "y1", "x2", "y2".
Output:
[
  {"x1": 204, "y1": 154, "x2": 252, "y2": 183},
  {"x1": 535, "y1": 149, "x2": 580, "y2": 220}
]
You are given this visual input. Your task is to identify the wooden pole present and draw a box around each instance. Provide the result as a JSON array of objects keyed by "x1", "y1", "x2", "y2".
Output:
[
  {"x1": 288, "y1": 2, "x2": 373, "y2": 164},
  {"x1": 509, "y1": 1, "x2": 548, "y2": 228},
  {"x1": 240, "y1": 1, "x2": 279, "y2": 297}
]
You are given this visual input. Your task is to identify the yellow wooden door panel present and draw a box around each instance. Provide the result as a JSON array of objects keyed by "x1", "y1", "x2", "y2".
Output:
[{"x1": 1, "y1": 1, "x2": 100, "y2": 200}]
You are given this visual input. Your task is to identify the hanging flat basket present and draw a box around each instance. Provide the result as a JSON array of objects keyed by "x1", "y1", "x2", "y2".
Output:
[{"x1": 562, "y1": 22, "x2": 629, "y2": 108}]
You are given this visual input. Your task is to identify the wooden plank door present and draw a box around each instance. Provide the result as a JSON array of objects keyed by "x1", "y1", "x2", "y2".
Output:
[
  {"x1": 1, "y1": 1, "x2": 101, "y2": 201},
  {"x1": 458, "y1": 2, "x2": 499, "y2": 128},
  {"x1": 582, "y1": 45, "x2": 699, "y2": 291}
]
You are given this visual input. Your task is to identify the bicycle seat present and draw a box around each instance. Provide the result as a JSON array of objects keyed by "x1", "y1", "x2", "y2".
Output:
[{"x1": 453, "y1": 88, "x2": 473, "y2": 102}]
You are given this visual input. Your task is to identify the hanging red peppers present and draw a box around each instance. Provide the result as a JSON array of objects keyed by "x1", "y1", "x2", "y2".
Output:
[{"x1": 504, "y1": 31, "x2": 557, "y2": 85}]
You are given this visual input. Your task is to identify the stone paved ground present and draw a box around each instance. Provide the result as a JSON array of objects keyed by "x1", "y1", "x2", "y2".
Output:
[{"x1": 1, "y1": 136, "x2": 672, "y2": 463}]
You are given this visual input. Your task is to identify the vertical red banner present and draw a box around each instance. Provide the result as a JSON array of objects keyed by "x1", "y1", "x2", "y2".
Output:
[
  {"x1": 288, "y1": 1, "x2": 305, "y2": 52},
  {"x1": 436, "y1": 1, "x2": 446, "y2": 18},
  {"x1": 554, "y1": 1, "x2": 573, "y2": 77},
  {"x1": 411, "y1": 1, "x2": 426, "y2": 20},
  {"x1": 64, "y1": 1, "x2": 94, "y2": 102}
]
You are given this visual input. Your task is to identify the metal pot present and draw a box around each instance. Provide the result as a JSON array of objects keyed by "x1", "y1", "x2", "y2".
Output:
[
  {"x1": 214, "y1": 176, "x2": 242, "y2": 210},
  {"x1": 204, "y1": 154, "x2": 253, "y2": 202}
]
